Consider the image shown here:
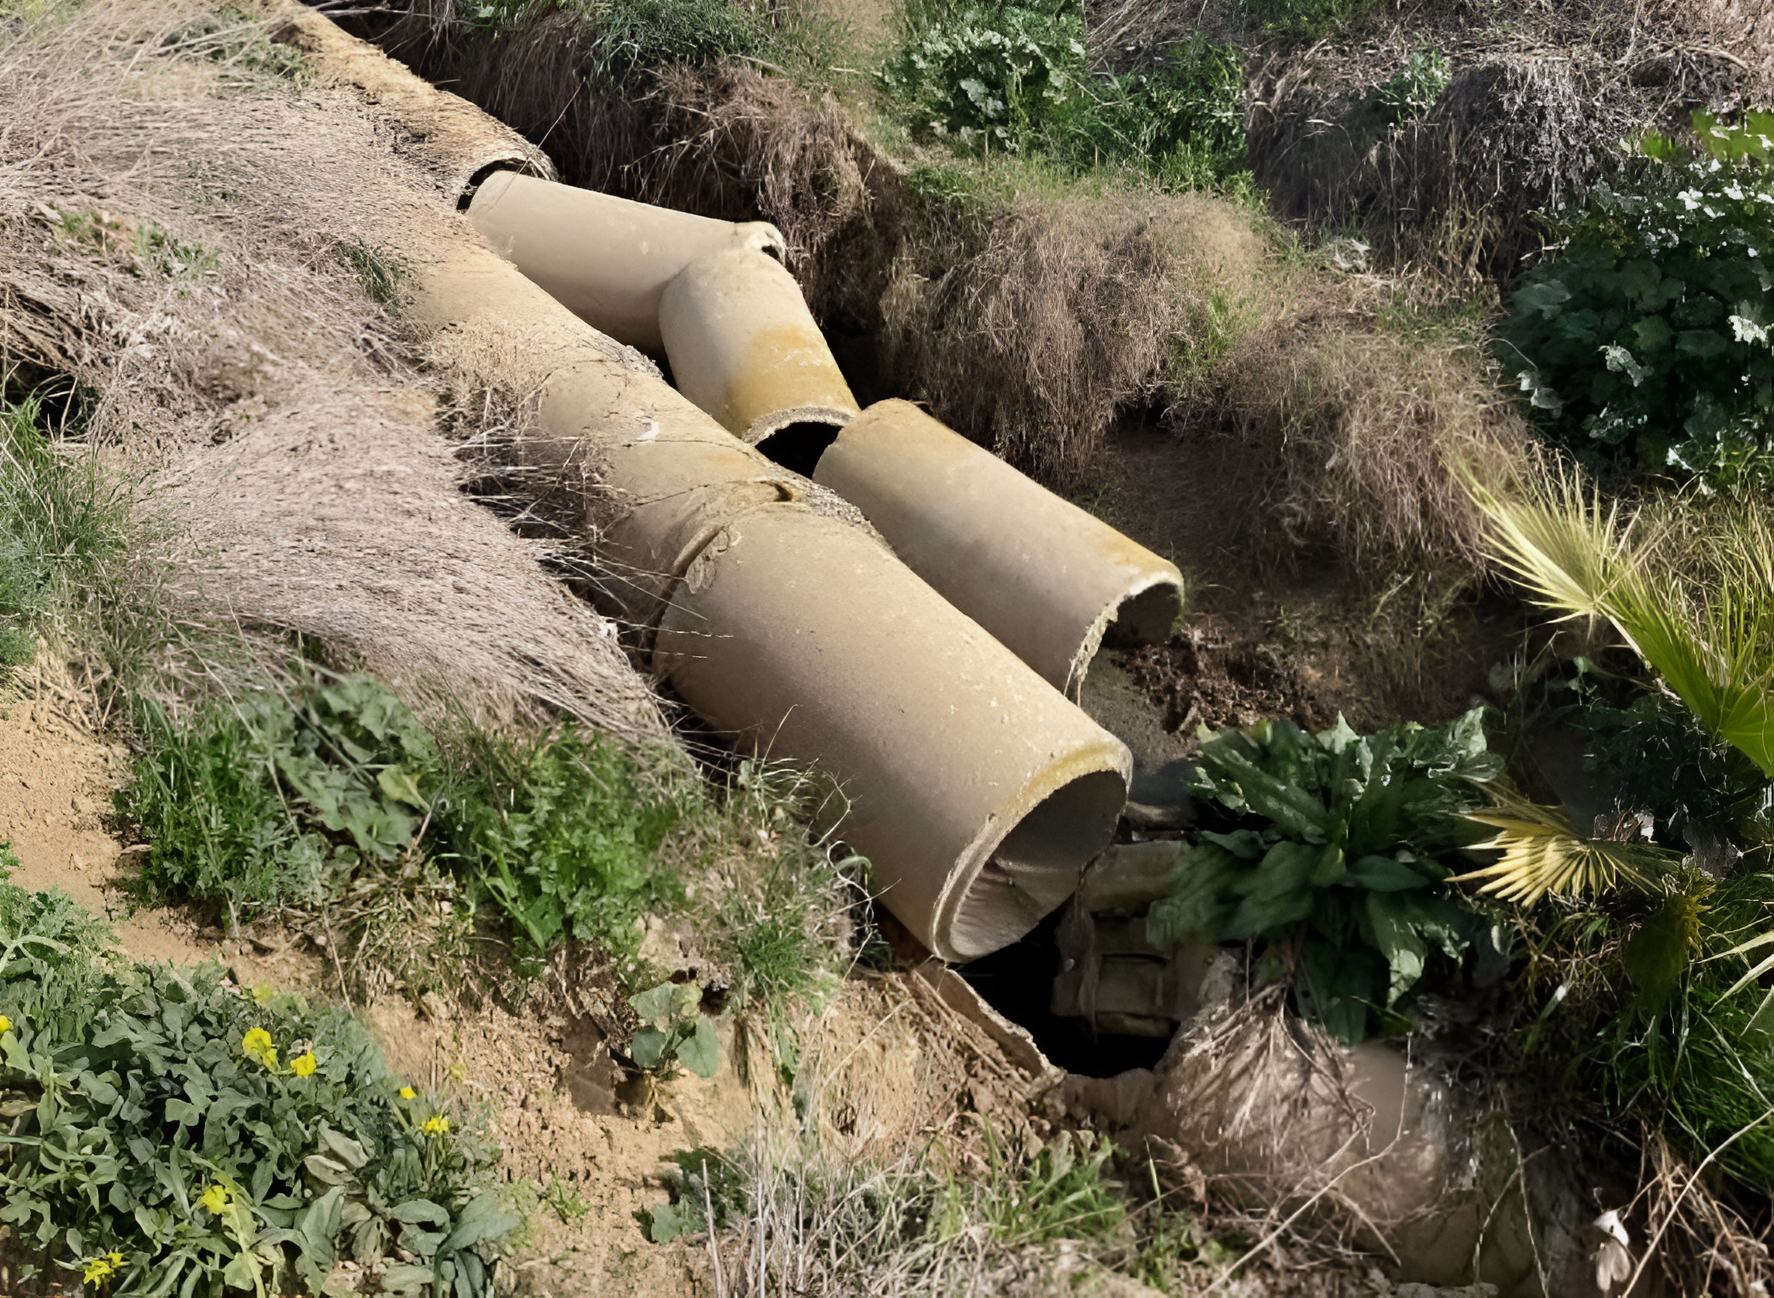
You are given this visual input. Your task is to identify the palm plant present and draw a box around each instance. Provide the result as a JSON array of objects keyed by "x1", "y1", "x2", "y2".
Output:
[{"x1": 1467, "y1": 459, "x2": 1774, "y2": 780}]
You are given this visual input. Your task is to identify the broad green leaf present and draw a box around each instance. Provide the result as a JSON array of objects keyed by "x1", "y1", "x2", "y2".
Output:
[
  {"x1": 678, "y1": 1016, "x2": 719, "y2": 1079},
  {"x1": 1344, "y1": 855, "x2": 1431, "y2": 891},
  {"x1": 647, "y1": 1200, "x2": 692, "y2": 1242},
  {"x1": 1366, "y1": 892, "x2": 1428, "y2": 1007},
  {"x1": 377, "y1": 764, "x2": 426, "y2": 808},
  {"x1": 628, "y1": 982, "x2": 680, "y2": 1028},
  {"x1": 629, "y1": 1027, "x2": 670, "y2": 1070}
]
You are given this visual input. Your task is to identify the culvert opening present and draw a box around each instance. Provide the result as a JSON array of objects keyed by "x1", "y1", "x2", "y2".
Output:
[
  {"x1": 1103, "y1": 578, "x2": 1183, "y2": 649},
  {"x1": 754, "y1": 420, "x2": 843, "y2": 478},
  {"x1": 938, "y1": 767, "x2": 1127, "y2": 963},
  {"x1": 958, "y1": 910, "x2": 1173, "y2": 1078}
]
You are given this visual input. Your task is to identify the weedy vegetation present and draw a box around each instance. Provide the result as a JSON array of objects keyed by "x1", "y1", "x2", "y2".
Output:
[
  {"x1": 1149, "y1": 709, "x2": 1508, "y2": 1043},
  {"x1": 1504, "y1": 112, "x2": 1774, "y2": 490},
  {"x1": 0, "y1": 869, "x2": 516, "y2": 1294}
]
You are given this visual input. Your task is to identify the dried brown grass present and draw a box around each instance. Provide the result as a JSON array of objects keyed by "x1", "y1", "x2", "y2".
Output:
[
  {"x1": 0, "y1": 0, "x2": 667, "y2": 739},
  {"x1": 879, "y1": 177, "x2": 1269, "y2": 486},
  {"x1": 1210, "y1": 311, "x2": 1532, "y2": 582}
]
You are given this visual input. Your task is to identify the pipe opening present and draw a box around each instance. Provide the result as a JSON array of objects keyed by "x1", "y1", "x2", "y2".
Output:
[
  {"x1": 754, "y1": 420, "x2": 843, "y2": 478},
  {"x1": 942, "y1": 768, "x2": 1127, "y2": 963},
  {"x1": 958, "y1": 910, "x2": 1174, "y2": 1077},
  {"x1": 1103, "y1": 579, "x2": 1183, "y2": 649}
]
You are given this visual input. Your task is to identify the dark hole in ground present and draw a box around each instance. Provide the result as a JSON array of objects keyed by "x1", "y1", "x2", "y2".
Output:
[
  {"x1": 824, "y1": 329, "x2": 888, "y2": 408},
  {"x1": 959, "y1": 909, "x2": 1172, "y2": 1078},
  {"x1": 756, "y1": 420, "x2": 842, "y2": 478}
]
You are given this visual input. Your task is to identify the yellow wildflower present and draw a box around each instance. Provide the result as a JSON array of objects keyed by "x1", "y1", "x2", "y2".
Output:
[
  {"x1": 291, "y1": 1051, "x2": 317, "y2": 1077},
  {"x1": 398, "y1": 1086, "x2": 416, "y2": 1100},
  {"x1": 421, "y1": 1115, "x2": 451, "y2": 1136},
  {"x1": 199, "y1": 1183, "x2": 232, "y2": 1215},
  {"x1": 81, "y1": 1251, "x2": 124, "y2": 1285},
  {"x1": 241, "y1": 1028, "x2": 277, "y2": 1070},
  {"x1": 0, "y1": 1014, "x2": 12, "y2": 1033}
]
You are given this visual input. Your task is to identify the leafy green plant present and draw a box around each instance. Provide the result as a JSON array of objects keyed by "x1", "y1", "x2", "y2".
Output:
[
  {"x1": 121, "y1": 672, "x2": 704, "y2": 972},
  {"x1": 120, "y1": 675, "x2": 439, "y2": 926},
  {"x1": 885, "y1": 3, "x2": 1246, "y2": 183},
  {"x1": 0, "y1": 880, "x2": 514, "y2": 1293},
  {"x1": 1502, "y1": 110, "x2": 1774, "y2": 489},
  {"x1": 626, "y1": 980, "x2": 719, "y2": 1079},
  {"x1": 431, "y1": 723, "x2": 698, "y2": 962},
  {"x1": 885, "y1": 0, "x2": 1087, "y2": 154},
  {"x1": 1371, "y1": 46, "x2": 1450, "y2": 124},
  {"x1": 1148, "y1": 709, "x2": 1505, "y2": 1042},
  {"x1": 1244, "y1": 0, "x2": 1375, "y2": 40}
]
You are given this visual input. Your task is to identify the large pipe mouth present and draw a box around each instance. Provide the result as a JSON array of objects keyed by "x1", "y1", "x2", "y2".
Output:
[
  {"x1": 752, "y1": 417, "x2": 846, "y2": 478},
  {"x1": 1104, "y1": 576, "x2": 1183, "y2": 648},
  {"x1": 937, "y1": 766, "x2": 1130, "y2": 963}
]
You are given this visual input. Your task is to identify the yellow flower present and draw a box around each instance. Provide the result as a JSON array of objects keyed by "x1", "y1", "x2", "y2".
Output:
[
  {"x1": 0, "y1": 1014, "x2": 12, "y2": 1033},
  {"x1": 421, "y1": 1115, "x2": 451, "y2": 1136},
  {"x1": 199, "y1": 1183, "x2": 232, "y2": 1215},
  {"x1": 81, "y1": 1251, "x2": 124, "y2": 1284},
  {"x1": 240, "y1": 1028, "x2": 277, "y2": 1070},
  {"x1": 291, "y1": 1051, "x2": 317, "y2": 1077},
  {"x1": 398, "y1": 1086, "x2": 416, "y2": 1100}
]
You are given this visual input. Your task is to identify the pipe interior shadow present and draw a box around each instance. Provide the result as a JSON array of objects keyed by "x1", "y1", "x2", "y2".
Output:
[{"x1": 756, "y1": 421, "x2": 843, "y2": 478}]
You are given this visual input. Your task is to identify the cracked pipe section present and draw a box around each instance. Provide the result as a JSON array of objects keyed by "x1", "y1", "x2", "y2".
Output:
[
  {"x1": 815, "y1": 401, "x2": 1184, "y2": 699},
  {"x1": 464, "y1": 170, "x2": 787, "y2": 355},
  {"x1": 657, "y1": 247, "x2": 860, "y2": 474}
]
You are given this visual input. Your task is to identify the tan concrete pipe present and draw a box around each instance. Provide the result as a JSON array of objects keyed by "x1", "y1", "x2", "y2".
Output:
[
  {"x1": 464, "y1": 171, "x2": 788, "y2": 355},
  {"x1": 814, "y1": 400, "x2": 1183, "y2": 699},
  {"x1": 286, "y1": 3, "x2": 1134, "y2": 963},
  {"x1": 266, "y1": 2, "x2": 554, "y2": 204},
  {"x1": 654, "y1": 507, "x2": 1130, "y2": 961},
  {"x1": 657, "y1": 248, "x2": 861, "y2": 474}
]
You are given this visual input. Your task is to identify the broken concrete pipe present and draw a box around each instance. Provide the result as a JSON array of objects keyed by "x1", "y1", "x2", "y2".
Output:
[
  {"x1": 407, "y1": 238, "x2": 1131, "y2": 965},
  {"x1": 816, "y1": 401, "x2": 1184, "y2": 699},
  {"x1": 657, "y1": 247, "x2": 861, "y2": 474},
  {"x1": 465, "y1": 169, "x2": 788, "y2": 355}
]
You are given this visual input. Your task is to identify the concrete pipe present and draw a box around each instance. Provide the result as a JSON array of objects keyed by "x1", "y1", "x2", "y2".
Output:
[
  {"x1": 653, "y1": 507, "x2": 1131, "y2": 962},
  {"x1": 289, "y1": 3, "x2": 1133, "y2": 963},
  {"x1": 409, "y1": 244, "x2": 800, "y2": 636},
  {"x1": 465, "y1": 171, "x2": 788, "y2": 354},
  {"x1": 814, "y1": 400, "x2": 1184, "y2": 699},
  {"x1": 658, "y1": 248, "x2": 860, "y2": 476},
  {"x1": 266, "y1": 2, "x2": 554, "y2": 205}
]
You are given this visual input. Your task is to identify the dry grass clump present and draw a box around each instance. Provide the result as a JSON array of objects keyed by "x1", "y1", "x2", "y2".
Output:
[
  {"x1": 880, "y1": 176, "x2": 1269, "y2": 486},
  {"x1": 1210, "y1": 313, "x2": 1531, "y2": 581},
  {"x1": 0, "y1": 0, "x2": 667, "y2": 739}
]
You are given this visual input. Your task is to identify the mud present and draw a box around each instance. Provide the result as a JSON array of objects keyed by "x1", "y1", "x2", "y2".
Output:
[{"x1": 1118, "y1": 615, "x2": 1332, "y2": 740}]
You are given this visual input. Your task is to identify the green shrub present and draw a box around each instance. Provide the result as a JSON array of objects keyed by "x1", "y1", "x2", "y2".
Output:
[
  {"x1": 1148, "y1": 709, "x2": 1507, "y2": 1043},
  {"x1": 1502, "y1": 111, "x2": 1774, "y2": 490},
  {"x1": 121, "y1": 671, "x2": 702, "y2": 969},
  {"x1": 0, "y1": 392, "x2": 125, "y2": 674},
  {"x1": 1244, "y1": 0, "x2": 1375, "y2": 39},
  {"x1": 0, "y1": 878, "x2": 513, "y2": 1294},
  {"x1": 431, "y1": 723, "x2": 698, "y2": 961},
  {"x1": 884, "y1": 2, "x2": 1246, "y2": 183},
  {"x1": 1371, "y1": 46, "x2": 1450, "y2": 124},
  {"x1": 120, "y1": 676, "x2": 439, "y2": 925}
]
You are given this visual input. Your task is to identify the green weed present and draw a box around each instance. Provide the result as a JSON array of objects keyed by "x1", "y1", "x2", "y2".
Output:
[
  {"x1": 0, "y1": 880, "x2": 514, "y2": 1293},
  {"x1": 1502, "y1": 110, "x2": 1774, "y2": 490},
  {"x1": 884, "y1": 2, "x2": 1247, "y2": 186},
  {"x1": 334, "y1": 239, "x2": 409, "y2": 307},
  {"x1": 1149, "y1": 708, "x2": 1507, "y2": 1043},
  {"x1": 0, "y1": 389, "x2": 130, "y2": 678},
  {"x1": 1371, "y1": 46, "x2": 1450, "y2": 124},
  {"x1": 1243, "y1": 0, "x2": 1376, "y2": 40}
]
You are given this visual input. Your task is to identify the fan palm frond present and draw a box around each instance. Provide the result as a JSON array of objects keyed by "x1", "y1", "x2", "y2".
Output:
[{"x1": 1453, "y1": 787, "x2": 1685, "y2": 905}]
